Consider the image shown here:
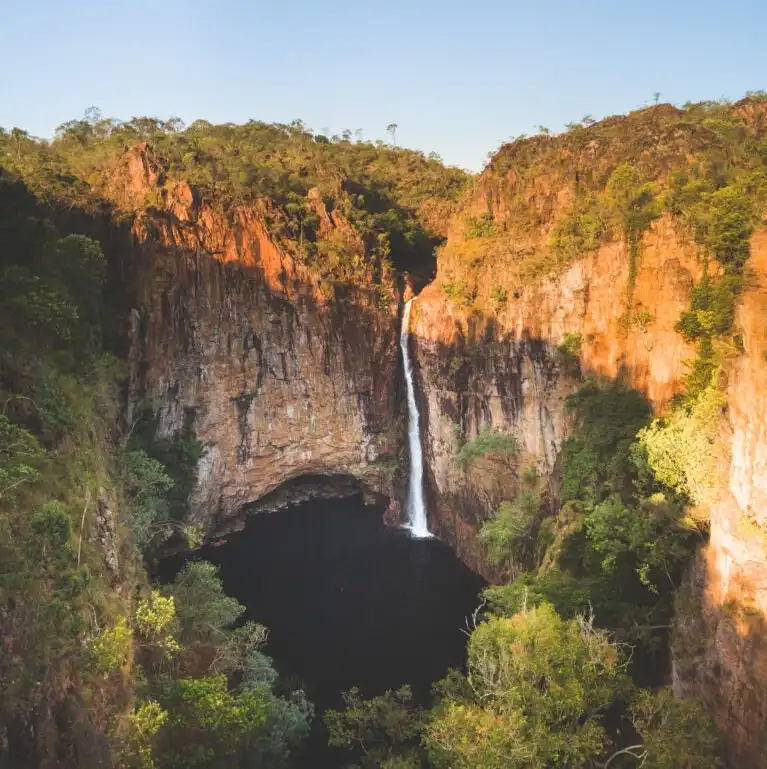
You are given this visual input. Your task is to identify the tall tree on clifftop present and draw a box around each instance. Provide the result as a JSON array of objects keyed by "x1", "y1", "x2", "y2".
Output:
[{"x1": 386, "y1": 122, "x2": 398, "y2": 146}]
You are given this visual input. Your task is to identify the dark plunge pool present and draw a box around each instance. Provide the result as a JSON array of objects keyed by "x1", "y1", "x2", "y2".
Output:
[{"x1": 169, "y1": 493, "x2": 486, "y2": 766}]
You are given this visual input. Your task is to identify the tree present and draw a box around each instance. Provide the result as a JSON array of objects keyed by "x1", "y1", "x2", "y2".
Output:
[
  {"x1": 243, "y1": 651, "x2": 314, "y2": 768},
  {"x1": 479, "y1": 491, "x2": 539, "y2": 574},
  {"x1": 638, "y1": 386, "x2": 726, "y2": 507},
  {"x1": 560, "y1": 381, "x2": 651, "y2": 504},
  {"x1": 425, "y1": 604, "x2": 631, "y2": 769},
  {"x1": 585, "y1": 491, "x2": 699, "y2": 592},
  {"x1": 152, "y1": 675, "x2": 272, "y2": 769},
  {"x1": 387, "y1": 122, "x2": 399, "y2": 146},
  {"x1": 326, "y1": 686, "x2": 426, "y2": 768},
  {"x1": 612, "y1": 688, "x2": 719, "y2": 769},
  {"x1": 119, "y1": 448, "x2": 174, "y2": 549},
  {"x1": 0, "y1": 414, "x2": 43, "y2": 501},
  {"x1": 166, "y1": 561, "x2": 245, "y2": 644},
  {"x1": 426, "y1": 605, "x2": 719, "y2": 769}
]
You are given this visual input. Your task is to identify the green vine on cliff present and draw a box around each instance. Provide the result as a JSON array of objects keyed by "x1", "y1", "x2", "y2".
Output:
[
  {"x1": 668, "y1": 174, "x2": 761, "y2": 399},
  {"x1": 601, "y1": 165, "x2": 662, "y2": 333},
  {"x1": 548, "y1": 164, "x2": 660, "y2": 329},
  {"x1": 638, "y1": 169, "x2": 764, "y2": 520}
]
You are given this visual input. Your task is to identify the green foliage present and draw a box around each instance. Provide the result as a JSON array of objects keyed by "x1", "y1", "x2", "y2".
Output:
[
  {"x1": 706, "y1": 184, "x2": 755, "y2": 271},
  {"x1": 456, "y1": 426, "x2": 517, "y2": 467},
  {"x1": 464, "y1": 212, "x2": 497, "y2": 239},
  {"x1": 119, "y1": 448, "x2": 174, "y2": 549},
  {"x1": 425, "y1": 605, "x2": 720, "y2": 769},
  {"x1": 123, "y1": 700, "x2": 169, "y2": 769},
  {"x1": 130, "y1": 576, "x2": 309, "y2": 769},
  {"x1": 484, "y1": 569, "x2": 601, "y2": 621},
  {"x1": 456, "y1": 97, "x2": 767, "y2": 303},
  {"x1": 556, "y1": 331, "x2": 583, "y2": 375},
  {"x1": 534, "y1": 379, "x2": 702, "y2": 648},
  {"x1": 561, "y1": 381, "x2": 651, "y2": 504},
  {"x1": 668, "y1": 174, "x2": 757, "y2": 402},
  {"x1": 0, "y1": 180, "x2": 107, "y2": 373},
  {"x1": 629, "y1": 688, "x2": 719, "y2": 769},
  {"x1": 605, "y1": 164, "x2": 661, "y2": 326},
  {"x1": 558, "y1": 331, "x2": 583, "y2": 358},
  {"x1": 326, "y1": 686, "x2": 426, "y2": 769},
  {"x1": 549, "y1": 195, "x2": 606, "y2": 261},
  {"x1": 0, "y1": 413, "x2": 44, "y2": 500},
  {"x1": 135, "y1": 591, "x2": 181, "y2": 656},
  {"x1": 441, "y1": 279, "x2": 477, "y2": 307},
  {"x1": 489, "y1": 284, "x2": 508, "y2": 308},
  {"x1": 166, "y1": 561, "x2": 245, "y2": 644},
  {"x1": 243, "y1": 651, "x2": 314, "y2": 768},
  {"x1": 479, "y1": 491, "x2": 540, "y2": 572},
  {"x1": 130, "y1": 581, "x2": 309, "y2": 769},
  {"x1": 1, "y1": 500, "x2": 92, "y2": 707},
  {"x1": 675, "y1": 274, "x2": 743, "y2": 341},
  {"x1": 183, "y1": 523, "x2": 205, "y2": 550},
  {"x1": 89, "y1": 616, "x2": 132, "y2": 673},
  {"x1": 3, "y1": 113, "x2": 470, "y2": 283},
  {"x1": 152, "y1": 675, "x2": 271, "y2": 768},
  {"x1": 585, "y1": 492, "x2": 699, "y2": 592},
  {"x1": 605, "y1": 164, "x2": 661, "y2": 237},
  {"x1": 0, "y1": 175, "x2": 134, "y2": 740},
  {"x1": 128, "y1": 407, "x2": 204, "y2": 525},
  {"x1": 426, "y1": 604, "x2": 630, "y2": 769},
  {"x1": 638, "y1": 385, "x2": 727, "y2": 507}
]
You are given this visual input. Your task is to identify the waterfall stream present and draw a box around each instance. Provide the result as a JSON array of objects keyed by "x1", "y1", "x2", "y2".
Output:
[{"x1": 400, "y1": 299, "x2": 432, "y2": 538}]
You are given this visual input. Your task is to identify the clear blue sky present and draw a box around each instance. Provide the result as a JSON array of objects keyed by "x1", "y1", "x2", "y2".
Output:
[{"x1": 2, "y1": 0, "x2": 765, "y2": 171}]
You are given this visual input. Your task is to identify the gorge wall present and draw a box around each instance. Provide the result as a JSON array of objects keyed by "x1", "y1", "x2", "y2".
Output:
[
  {"x1": 410, "y1": 212, "x2": 767, "y2": 765},
  {"x1": 411, "y1": 215, "x2": 702, "y2": 575},
  {"x1": 123, "y1": 149, "x2": 402, "y2": 536}
]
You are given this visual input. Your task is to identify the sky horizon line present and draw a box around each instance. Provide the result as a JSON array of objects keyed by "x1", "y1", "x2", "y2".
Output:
[
  {"x1": 6, "y1": 88, "x2": 765, "y2": 175},
  {"x1": 3, "y1": 0, "x2": 766, "y2": 172}
]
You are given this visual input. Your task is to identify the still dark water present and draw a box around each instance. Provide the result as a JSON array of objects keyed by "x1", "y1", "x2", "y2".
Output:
[{"x1": 172, "y1": 494, "x2": 486, "y2": 766}]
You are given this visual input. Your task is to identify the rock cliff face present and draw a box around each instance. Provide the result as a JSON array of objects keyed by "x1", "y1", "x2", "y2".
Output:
[
  {"x1": 411, "y1": 213, "x2": 767, "y2": 764},
  {"x1": 410, "y1": 215, "x2": 702, "y2": 573},
  {"x1": 672, "y1": 229, "x2": 767, "y2": 768},
  {"x1": 122, "y1": 148, "x2": 401, "y2": 536}
]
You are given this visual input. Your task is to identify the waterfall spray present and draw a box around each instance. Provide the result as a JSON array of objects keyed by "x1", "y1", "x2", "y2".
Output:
[{"x1": 400, "y1": 299, "x2": 432, "y2": 538}]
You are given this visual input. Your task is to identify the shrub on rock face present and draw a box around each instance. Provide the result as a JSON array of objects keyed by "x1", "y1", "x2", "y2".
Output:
[
  {"x1": 638, "y1": 385, "x2": 727, "y2": 508},
  {"x1": 479, "y1": 491, "x2": 540, "y2": 573},
  {"x1": 166, "y1": 561, "x2": 245, "y2": 644},
  {"x1": 456, "y1": 427, "x2": 517, "y2": 467}
]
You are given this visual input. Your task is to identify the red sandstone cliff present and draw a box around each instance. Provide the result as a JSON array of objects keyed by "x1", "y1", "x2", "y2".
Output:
[
  {"x1": 409, "y1": 107, "x2": 767, "y2": 761},
  {"x1": 116, "y1": 145, "x2": 403, "y2": 534}
]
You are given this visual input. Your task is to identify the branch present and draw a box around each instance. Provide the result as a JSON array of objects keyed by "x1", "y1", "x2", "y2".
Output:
[
  {"x1": 77, "y1": 488, "x2": 91, "y2": 567},
  {"x1": 603, "y1": 744, "x2": 646, "y2": 769},
  {"x1": 461, "y1": 599, "x2": 486, "y2": 637}
]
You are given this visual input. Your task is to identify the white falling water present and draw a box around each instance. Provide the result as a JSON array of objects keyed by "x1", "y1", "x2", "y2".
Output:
[{"x1": 400, "y1": 299, "x2": 432, "y2": 538}]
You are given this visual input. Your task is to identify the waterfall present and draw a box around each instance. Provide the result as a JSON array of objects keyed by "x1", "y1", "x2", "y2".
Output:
[{"x1": 400, "y1": 299, "x2": 432, "y2": 538}]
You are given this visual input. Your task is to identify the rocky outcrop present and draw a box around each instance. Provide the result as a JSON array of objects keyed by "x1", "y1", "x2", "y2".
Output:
[
  {"x1": 123, "y1": 152, "x2": 402, "y2": 537},
  {"x1": 411, "y1": 215, "x2": 767, "y2": 764},
  {"x1": 672, "y1": 229, "x2": 767, "y2": 768},
  {"x1": 411, "y1": 215, "x2": 701, "y2": 574}
]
